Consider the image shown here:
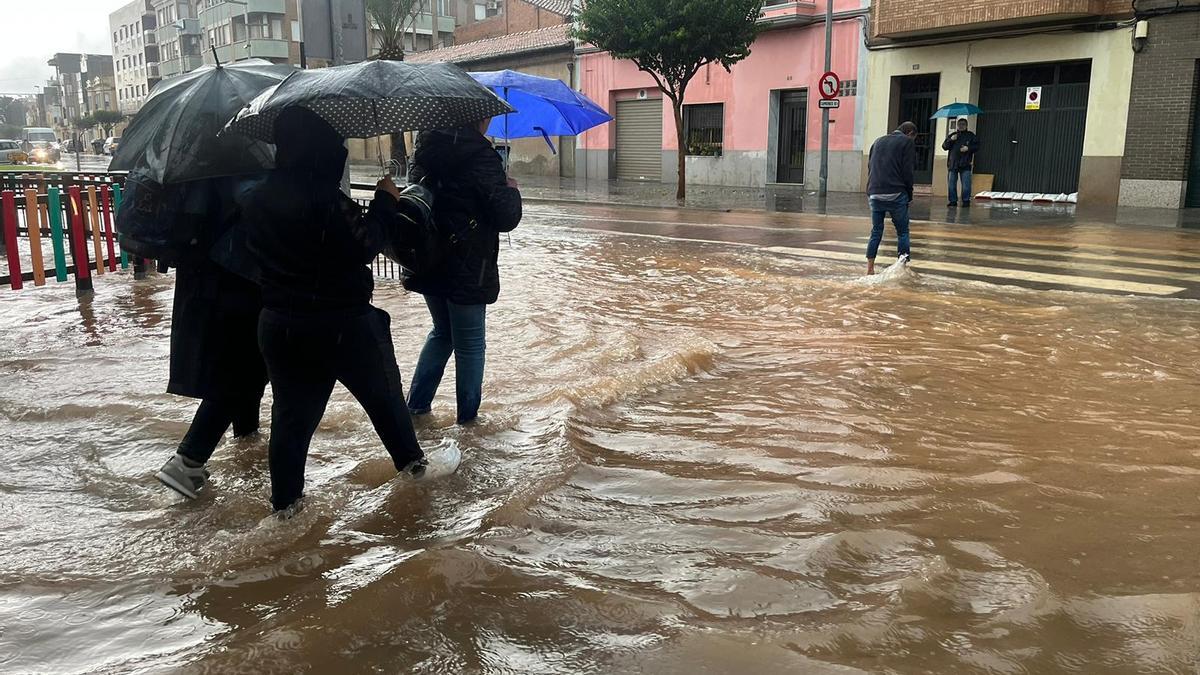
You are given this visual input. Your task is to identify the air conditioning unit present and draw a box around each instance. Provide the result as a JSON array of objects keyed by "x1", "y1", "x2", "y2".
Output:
[{"x1": 486, "y1": 0, "x2": 500, "y2": 9}]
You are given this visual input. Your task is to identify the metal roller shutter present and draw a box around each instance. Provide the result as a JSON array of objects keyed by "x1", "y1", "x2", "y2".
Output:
[
  {"x1": 974, "y1": 61, "x2": 1091, "y2": 195},
  {"x1": 616, "y1": 99, "x2": 663, "y2": 181}
]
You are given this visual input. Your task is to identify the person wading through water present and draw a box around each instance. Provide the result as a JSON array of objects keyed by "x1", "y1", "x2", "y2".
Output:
[
  {"x1": 403, "y1": 119, "x2": 522, "y2": 425},
  {"x1": 240, "y1": 106, "x2": 460, "y2": 516}
]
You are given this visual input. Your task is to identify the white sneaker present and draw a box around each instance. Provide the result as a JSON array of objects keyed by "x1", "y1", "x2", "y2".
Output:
[{"x1": 402, "y1": 439, "x2": 462, "y2": 480}]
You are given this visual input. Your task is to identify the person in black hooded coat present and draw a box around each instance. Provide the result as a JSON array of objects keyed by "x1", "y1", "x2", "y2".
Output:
[
  {"x1": 237, "y1": 106, "x2": 450, "y2": 514},
  {"x1": 153, "y1": 176, "x2": 269, "y2": 500},
  {"x1": 403, "y1": 120, "x2": 522, "y2": 424}
]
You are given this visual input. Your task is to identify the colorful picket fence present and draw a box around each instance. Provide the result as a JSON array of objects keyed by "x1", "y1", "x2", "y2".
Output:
[{"x1": 0, "y1": 172, "x2": 137, "y2": 293}]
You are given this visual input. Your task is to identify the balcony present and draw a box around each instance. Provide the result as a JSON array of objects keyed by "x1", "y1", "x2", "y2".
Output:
[
  {"x1": 873, "y1": 0, "x2": 1130, "y2": 39},
  {"x1": 158, "y1": 54, "x2": 204, "y2": 78},
  {"x1": 206, "y1": 38, "x2": 290, "y2": 66},
  {"x1": 199, "y1": 0, "x2": 286, "y2": 26},
  {"x1": 144, "y1": 30, "x2": 158, "y2": 45}
]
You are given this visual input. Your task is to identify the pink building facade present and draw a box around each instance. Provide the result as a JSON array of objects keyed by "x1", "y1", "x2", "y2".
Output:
[{"x1": 575, "y1": 0, "x2": 870, "y2": 190}]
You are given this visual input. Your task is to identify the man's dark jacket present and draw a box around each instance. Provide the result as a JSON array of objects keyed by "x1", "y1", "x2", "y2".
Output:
[
  {"x1": 866, "y1": 130, "x2": 916, "y2": 202},
  {"x1": 403, "y1": 127, "x2": 522, "y2": 306},
  {"x1": 942, "y1": 129, "x2": 980, "y2": 171}
]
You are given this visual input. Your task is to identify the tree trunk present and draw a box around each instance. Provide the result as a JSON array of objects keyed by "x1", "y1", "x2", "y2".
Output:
[{"x1": 672, "y1": 98, "x2": 686, "y2": 202}]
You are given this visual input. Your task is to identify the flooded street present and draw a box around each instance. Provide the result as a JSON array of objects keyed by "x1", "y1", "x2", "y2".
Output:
[{"x1": 1, "y1": 213, "x2": 1199, "y2": 674}]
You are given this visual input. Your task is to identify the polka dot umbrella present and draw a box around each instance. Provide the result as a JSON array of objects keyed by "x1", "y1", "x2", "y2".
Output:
[{"x1": 224, "y1": 60, "x2": 514, "y2": 142}]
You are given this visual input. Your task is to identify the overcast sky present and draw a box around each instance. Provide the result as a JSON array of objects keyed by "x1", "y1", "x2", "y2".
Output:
[{"x1": 0, "y1": 1, "x2": 119, "y2": 95}]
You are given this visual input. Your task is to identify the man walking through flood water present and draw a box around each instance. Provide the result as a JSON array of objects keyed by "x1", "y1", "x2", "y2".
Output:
[{"x1": 865, "y1": 121, "x2": 917, "y2": 275}]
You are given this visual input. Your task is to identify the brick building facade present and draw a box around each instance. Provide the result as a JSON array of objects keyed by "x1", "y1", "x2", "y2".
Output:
[
  {"x1": 455, "y1": 0, "x2": 569, "y2": 45},
  {"x1": 1118, "y1": 4, "x2": 1200, "y2": 208},
  {"x1": 874, "y1": 0, "x2": 1131, "y2": 37}
]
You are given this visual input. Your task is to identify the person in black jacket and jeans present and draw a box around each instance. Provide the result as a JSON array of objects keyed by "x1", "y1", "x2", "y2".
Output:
[
  {"x1": 240, "y1": 107, "x2": 457, "y2": 515},
  {"x1": 942, "y1": 117, "x2": 979, "y2": 207},
  {"x1": 865, "y1": 121, "x2": 918, "y2": 275},
  {"x1": 404, "y1": 120, "x2": 522, "y2": 425}
]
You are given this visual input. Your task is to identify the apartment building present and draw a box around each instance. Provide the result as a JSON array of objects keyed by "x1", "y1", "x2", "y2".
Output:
[
  {"x1": 198, "y1": 0, "x2": 301, "y2": 67},
  {"x1": 110, "y1": 0, "x2": 162, "y2": 115},
  {"x1": 154, "y1": 0, "x2": 206, "y2": 78}
]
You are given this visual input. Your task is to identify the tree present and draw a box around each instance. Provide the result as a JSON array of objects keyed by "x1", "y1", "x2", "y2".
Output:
[
  {"x1": 73, "y1": 114, "x2": 96, "y2": 132},
  {"x1": 574, "y1": 0, "x2": 764, "y2": 200},
  {"x1": 366, "y1": 0, "x2": 426, "y2": 173},
  {"x1": 91, "y1": 110, "x2": 126, "y2": 137}
]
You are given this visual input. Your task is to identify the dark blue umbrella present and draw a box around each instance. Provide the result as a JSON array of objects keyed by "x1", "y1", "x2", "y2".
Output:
[
  {"x1": 931, "y1": 102, "x2": 984, "y2": 119},
  {"x1": 469, "y1": 70, "x2": 612, "y2": 152}
]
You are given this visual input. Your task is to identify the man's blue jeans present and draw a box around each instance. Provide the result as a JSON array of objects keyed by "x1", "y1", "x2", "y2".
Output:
[
  {"x1": 867, "y1": 196, "x2": 911, "y2": 260},
  {"x1": 948, "y1": 168, "x2": 973, "y2": 205},
  {"x1": 407, "y1": 296, "x2": 487, "y2": 424}
]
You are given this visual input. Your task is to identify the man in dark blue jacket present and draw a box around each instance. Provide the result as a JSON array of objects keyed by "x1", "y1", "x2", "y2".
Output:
[
  {"x1": 943, "y1": 117, "x2": 979, "y2": 207},
  {"x1": 865, "y1": 121, "x2": 917, "y2": 275}
]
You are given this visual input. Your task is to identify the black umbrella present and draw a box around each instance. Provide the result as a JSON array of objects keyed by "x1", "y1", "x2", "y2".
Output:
[
  {"x1": 110, "y1": 59, "x2": 294, "y2": 184},
  {"x1": 224, "y1": 60, "x2": 514, "y2": 142}
]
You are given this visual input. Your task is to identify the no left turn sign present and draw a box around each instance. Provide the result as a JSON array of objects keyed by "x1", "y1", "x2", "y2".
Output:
[{"x1": 819, "y1": 71, "x2": 840, "y2": 100}]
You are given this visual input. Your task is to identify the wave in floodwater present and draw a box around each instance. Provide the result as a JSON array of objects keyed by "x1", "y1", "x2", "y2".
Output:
[{"x1": 0, "y1": 226, "x2": 1198, "y2": 674}]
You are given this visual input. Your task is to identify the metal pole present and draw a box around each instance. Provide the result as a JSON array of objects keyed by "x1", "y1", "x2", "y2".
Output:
[
  {"x1": 819, "y1": 0, "x2": 832, "y2": 199},
  {"x1": 297, "y1": 0, "x2": 307, "y2": 68}
]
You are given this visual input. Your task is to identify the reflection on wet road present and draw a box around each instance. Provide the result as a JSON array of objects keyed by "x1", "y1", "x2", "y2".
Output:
[{"x1": 1, "y1": 209, "x2": 1198, "y2": 673}]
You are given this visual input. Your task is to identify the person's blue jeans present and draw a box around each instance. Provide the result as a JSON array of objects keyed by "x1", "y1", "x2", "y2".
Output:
[
  {"x1": 948, "y1": 168, "x2": 973, "y2": 205},
  {"x1": 867, "y1": 196, "x2": 911, "y2": 260},
  {"x1": 407, "y1": 296, "x2": 487, "y2": 424}
]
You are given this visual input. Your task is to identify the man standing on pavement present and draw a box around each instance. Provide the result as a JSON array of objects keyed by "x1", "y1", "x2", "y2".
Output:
[
  {"x1": 865, "y1": 121, "x2": 917, "y2": 275},
  {"x1": 943, "y1": 117, "x2": 979, "y2": 207}
]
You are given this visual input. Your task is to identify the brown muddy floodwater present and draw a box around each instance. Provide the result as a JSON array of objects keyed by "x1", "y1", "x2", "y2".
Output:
[{"x1": 0, "y1": 224, "x2": 1198, "y2": 674}]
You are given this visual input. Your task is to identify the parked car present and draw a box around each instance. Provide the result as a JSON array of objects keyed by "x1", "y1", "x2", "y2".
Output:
[
  {"x1": 91, "y1": 139, "x2": 105, "y2": 154},
  {"x1": 103, "y1": 136, "x2": 121, "y2": 155},
  {"x1": 62, "y1": 138, "x2": 82, "y2": 153},
  {"x1": 0, "y1": 140, "x2": 29, "y2": 164}
]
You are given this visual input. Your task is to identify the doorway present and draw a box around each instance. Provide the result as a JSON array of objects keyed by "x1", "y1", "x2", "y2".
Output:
[
  {"x1": 776, "y1": 89, "x2": 807, "y2": 184},
  {"x1": 1186, "y1": 62, "x2": 1200, "y2": 208},
  {"x1": 896, "y1": 74, "x2": 940, "y2": 184}
]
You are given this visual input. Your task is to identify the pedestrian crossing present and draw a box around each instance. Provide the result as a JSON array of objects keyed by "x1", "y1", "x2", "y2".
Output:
[{"x1": 767, "y1": 233, "x2": 1200, "y2": 297}]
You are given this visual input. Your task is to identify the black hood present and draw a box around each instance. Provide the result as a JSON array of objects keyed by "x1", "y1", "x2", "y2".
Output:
[
  {"x1": 412, "y1": 126, "x2": 494, "y2": 178},
  {"x1": 273, "y1": 106, "x2": 347, "y2": 186}
]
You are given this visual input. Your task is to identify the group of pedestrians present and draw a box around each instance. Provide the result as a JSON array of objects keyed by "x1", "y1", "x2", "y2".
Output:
[
  {"x1": 864, "y1": 117, "x2": 978, "y2": 274},
  {"x1": 154, "y1": 109, "x2": 521, "y2": 516}
]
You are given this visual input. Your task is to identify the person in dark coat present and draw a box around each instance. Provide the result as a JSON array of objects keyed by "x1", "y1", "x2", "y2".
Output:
[
  {"x1": 942, "y1": 117, "x2": 980, "y2": 207},
  {"x1": 154, "y1": 178, "x2": 268, "y2": 500},
  {"x1": 403, "y1": 120, "x2": 522, "y2": 425},
  {"x1": 865, "y1": 121, "x2": 917, "y2": 275},
  {"x1": 239, "y1": 106, "x2": 458, "y2": 515}
]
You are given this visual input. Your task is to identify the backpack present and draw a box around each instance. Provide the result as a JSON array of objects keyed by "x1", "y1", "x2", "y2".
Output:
[
  {"x1": 383, "y1": 180, "x2": 442, "y2": 276},
  {"x1": 115, "y1": 170, "x2": 215, "y2": 266}
]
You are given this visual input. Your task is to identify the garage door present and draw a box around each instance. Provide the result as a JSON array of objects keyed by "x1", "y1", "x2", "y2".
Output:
[
  {"x1": 616, "y1": 99, "x2": 663, "y2": 181},
  {"x1": 974, "y1": 61, "x2": 1091, "y2": 195}
]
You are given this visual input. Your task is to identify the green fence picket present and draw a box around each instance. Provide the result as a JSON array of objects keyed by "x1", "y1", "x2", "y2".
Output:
[
  {"x1": 46, "y1": 188, "x2": 68, "y2": 282},
  {"x1": 111, "y1": 184, "x2": 127, "y2": 269}
]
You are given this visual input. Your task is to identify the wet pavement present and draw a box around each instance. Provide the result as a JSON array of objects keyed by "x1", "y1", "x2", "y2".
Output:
[{"x1": 2, "y1": 176, "x2": 1199, "y2": 674}]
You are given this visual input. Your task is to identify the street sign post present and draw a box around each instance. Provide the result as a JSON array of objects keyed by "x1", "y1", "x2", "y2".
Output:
[{"x1": 818, "y1": 0, "x2": 835, "y2": 199}]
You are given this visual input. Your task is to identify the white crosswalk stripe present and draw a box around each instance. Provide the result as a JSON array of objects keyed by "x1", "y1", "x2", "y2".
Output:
[
  {"x1": 765, "y1": 246, "x2": 1187, "y2": 296},
  {"x1": 840, "y1": 237, "x2": 1200, "y2": 271},
  {"x1": 812, "y1": 241, "x2": 1200, "y2": 283}
]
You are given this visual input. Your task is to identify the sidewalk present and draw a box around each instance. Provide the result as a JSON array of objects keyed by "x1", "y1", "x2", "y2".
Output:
[{"x1": 350, "y1": 166, "x2": 1200, "y2": 230}]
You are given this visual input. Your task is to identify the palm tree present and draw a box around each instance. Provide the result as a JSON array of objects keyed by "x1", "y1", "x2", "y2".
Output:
[{"x1": 366, "y1": 0, "x2": 425, "y2": 172}]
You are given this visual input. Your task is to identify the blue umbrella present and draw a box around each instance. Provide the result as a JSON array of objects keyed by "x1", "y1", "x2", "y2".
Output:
[
  {"x1": 931, "y1": 102, "x2": 984, "y2": 119},
  {"x1": 469, "y1": 70, "x2": 612, "y2": 155}
]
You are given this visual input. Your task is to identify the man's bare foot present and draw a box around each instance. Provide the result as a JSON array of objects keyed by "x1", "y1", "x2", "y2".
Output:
[{"x1": 866, "y1": 259, "x2": 876, "y2": 275}]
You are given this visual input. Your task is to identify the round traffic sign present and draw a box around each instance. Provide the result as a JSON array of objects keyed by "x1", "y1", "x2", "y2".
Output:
[{"x1": 819, "y1": 71, "x2": 840, "y2": 100}]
